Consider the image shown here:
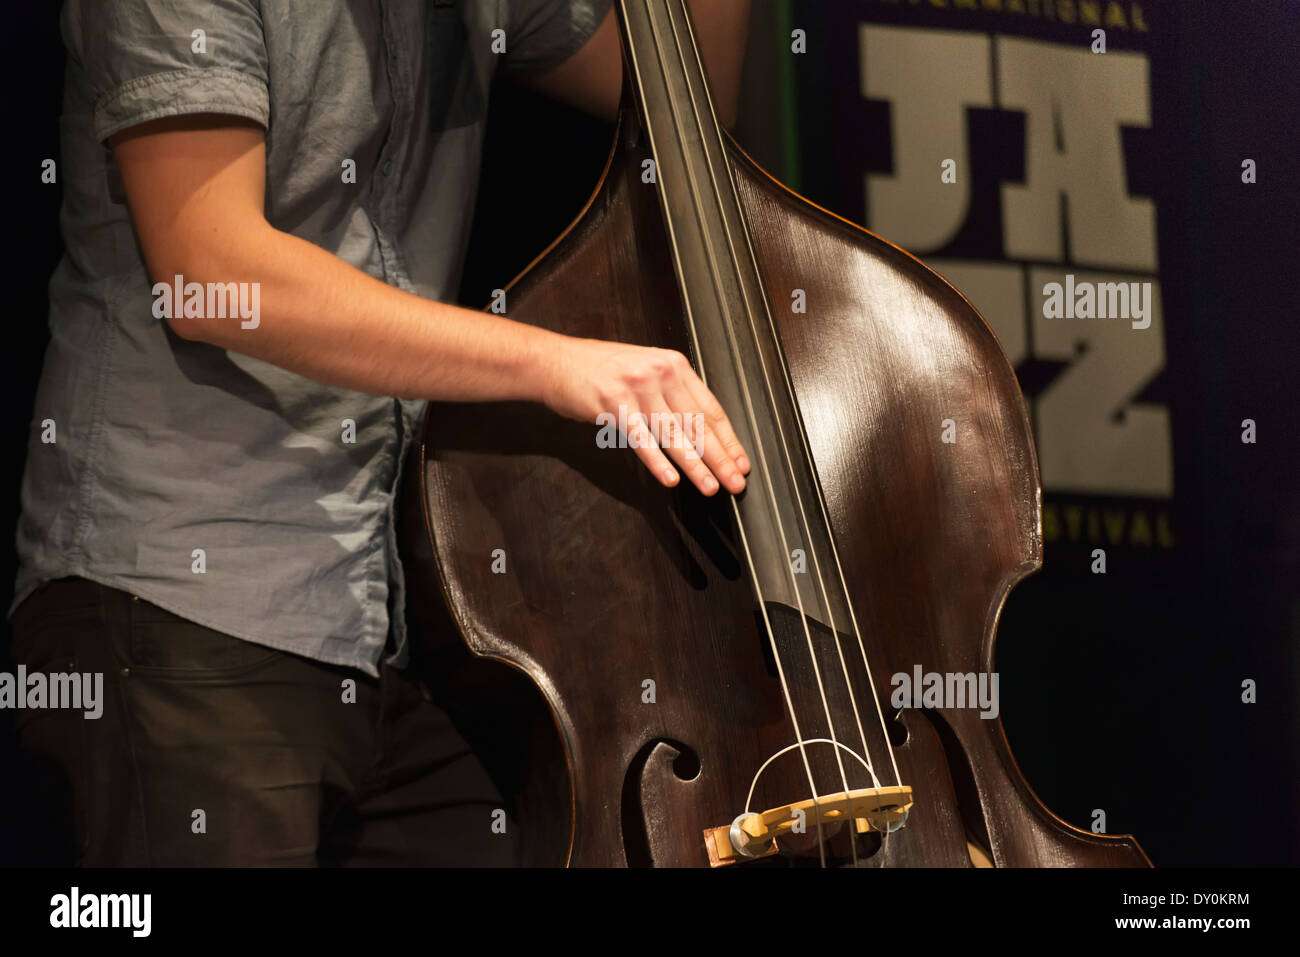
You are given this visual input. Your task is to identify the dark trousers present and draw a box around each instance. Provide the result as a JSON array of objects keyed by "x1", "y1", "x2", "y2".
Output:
[{"x1": 8, "y1": 577, "x2": 518, "y2": 866}]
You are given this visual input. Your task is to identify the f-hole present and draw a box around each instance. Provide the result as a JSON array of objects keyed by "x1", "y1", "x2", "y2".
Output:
[
  {"x1": 620, "y1": 738, "x2": 701, "y2": 867},
  {"x1": 921, "y1": 708, "x2": 994, "y2": 861}
]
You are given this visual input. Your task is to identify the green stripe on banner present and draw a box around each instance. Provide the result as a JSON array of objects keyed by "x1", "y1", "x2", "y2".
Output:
[{"x1": 774, "y1": 0, "x2": 802, "y2": 192}]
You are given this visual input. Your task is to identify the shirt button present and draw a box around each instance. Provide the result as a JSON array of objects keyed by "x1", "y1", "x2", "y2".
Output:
[{"x1": 382, "y1": 159, "x2": 393, "y2": 176}]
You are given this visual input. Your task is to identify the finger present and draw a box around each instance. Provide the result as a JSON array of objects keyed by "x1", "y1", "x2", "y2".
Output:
[
  {"x1": 682, "y1": 416, "x2": 745, "y2": 495},
  {"x1": 661, "y1": 382, "x2": 746, "y2": 494},
  {"x1": 676, "y1": 368, "x2": 750, "y2": 475},
  {"x1": 642, "y1": 399, "x2": 725, "y2": 495},
  {"x1": 620, "y1": 403, "x2": 681, "y2": 489}
]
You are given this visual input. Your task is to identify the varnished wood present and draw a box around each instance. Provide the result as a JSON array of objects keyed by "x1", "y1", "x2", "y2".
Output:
[{"x1": 400, "y1": 110, "x2": 1149, "y2": 866}]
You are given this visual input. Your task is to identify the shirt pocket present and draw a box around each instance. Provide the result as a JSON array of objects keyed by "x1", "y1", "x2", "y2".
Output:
[{"x1": 427, "y1": 0, "x2": 488, "y2": 133}]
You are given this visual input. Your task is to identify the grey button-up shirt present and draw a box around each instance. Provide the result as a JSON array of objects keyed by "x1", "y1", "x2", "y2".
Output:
[{"x1": 12, "y1": 0, "x2": 611, "y2": 677}]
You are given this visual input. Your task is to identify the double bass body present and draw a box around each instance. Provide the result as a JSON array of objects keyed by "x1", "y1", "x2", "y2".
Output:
[{"x1": 401, "y1": 0, "x2": 1148, "y2": 869}]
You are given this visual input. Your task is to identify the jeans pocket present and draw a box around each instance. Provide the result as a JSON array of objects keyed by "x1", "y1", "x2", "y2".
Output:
[{"x1": 125, "y1": 597, "x2": 282, "y2": 678}]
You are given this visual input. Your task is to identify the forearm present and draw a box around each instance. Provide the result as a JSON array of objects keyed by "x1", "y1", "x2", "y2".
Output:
[
  {"x1": 161, "y1": 220, "x2": 561, "y2": 403},
  {"x1": 108, "y1": 90, "x2": 749, "y2": 498}
]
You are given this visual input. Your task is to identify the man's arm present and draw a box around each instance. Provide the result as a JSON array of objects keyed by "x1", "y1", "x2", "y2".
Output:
[
  {"x1": 520, "y1": 0, "x2": 751, "y2": 128},
  {"x1": 110, "y1": 114, "x2": 748, "y2": 496}
]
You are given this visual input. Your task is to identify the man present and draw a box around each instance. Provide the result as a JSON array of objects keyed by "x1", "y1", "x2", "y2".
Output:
[{"x1": 9, "y1": 0, "x2": 750, "y2": 866}]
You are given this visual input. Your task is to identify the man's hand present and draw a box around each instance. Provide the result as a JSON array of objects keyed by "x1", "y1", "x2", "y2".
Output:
[{"x1": 542, "y1": 338, "x2": 750, "y2": 495}]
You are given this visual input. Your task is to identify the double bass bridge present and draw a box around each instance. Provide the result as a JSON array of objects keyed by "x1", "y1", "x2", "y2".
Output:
[{"x1": 703, "y1": 785, "x2": 914, "y2": 867}]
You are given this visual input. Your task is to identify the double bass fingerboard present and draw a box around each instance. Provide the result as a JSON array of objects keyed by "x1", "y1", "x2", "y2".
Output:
[{"x1": 615, "y1": 0, "x2": 905, "y2": 806}]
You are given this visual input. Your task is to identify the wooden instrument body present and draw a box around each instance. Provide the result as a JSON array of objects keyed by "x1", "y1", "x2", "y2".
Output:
[{"x1": 403, "y1": 117, "x2": 1150, "y2": 868}]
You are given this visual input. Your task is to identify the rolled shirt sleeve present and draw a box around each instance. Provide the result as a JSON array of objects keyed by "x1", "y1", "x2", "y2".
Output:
[
  {"x1": 505, "y1": 0, "x2": 614, "y2": 73},
  {"x1": 61, "y1": 0, "x2": 270, "y2": 144}
]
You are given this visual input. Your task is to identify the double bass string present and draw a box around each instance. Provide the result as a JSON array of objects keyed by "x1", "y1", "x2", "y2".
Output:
[
  {"x1": 673, "y1": 7, "x2": 905, "y2": 793},
  {"x1": 645, "y1": 0, "x2": 874, "y2": 867},
  {"x1": 625, "y1": 0, "x2": 834, "y2": 865},
  {"x1": 653, "y1": 0, "x2": 868, "y2": 864},
  {"x1": 647, "y1": 0, "x2": 874, "y2": 865},
  {"x1": 666, "y1": 0, "x2": 909, "y2": 846},
  {"x1": 621, "y1": 0, "x2": 831, "y2": 865}
]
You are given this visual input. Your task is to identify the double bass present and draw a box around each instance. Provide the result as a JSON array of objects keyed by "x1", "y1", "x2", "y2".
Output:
[{"x1": 401, "y1": 0, "x2": 1150, "y2": 868}]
